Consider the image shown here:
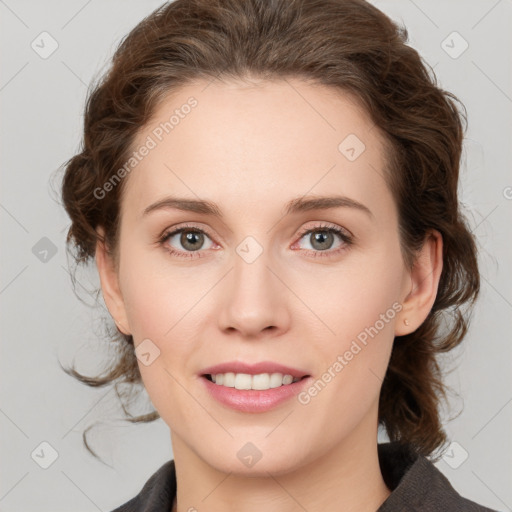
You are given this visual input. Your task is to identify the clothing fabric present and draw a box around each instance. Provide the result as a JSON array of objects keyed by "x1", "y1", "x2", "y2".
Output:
[{"x1": 111, "y1": 441, "x2": 497, "y2": 511}]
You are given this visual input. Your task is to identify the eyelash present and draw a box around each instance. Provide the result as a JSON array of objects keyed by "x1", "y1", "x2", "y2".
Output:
[{"x1": 157, "y1": 222, "x2": 353, "y2": 260}]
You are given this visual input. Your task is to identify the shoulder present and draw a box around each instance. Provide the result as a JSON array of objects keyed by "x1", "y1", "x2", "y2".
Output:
[
  {"x1": 110, "y1": 459, "x2": 176, "y2": 512},
  {"x1": 377, "y1": 442, "x2": 498, "y2": 512}
]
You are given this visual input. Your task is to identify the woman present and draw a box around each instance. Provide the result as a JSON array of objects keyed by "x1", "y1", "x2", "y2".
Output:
[{"x1": 60, "y1": 0, "x2": 498, "y2": 510}]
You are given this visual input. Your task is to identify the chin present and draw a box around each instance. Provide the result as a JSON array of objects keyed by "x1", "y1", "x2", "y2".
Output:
[{"x1": 199, "y1": 440, "x2": 309, "y2": 477}]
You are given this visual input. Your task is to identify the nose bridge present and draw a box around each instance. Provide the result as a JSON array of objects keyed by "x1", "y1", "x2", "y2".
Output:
[
  {"x1": 218, "y1": 233, "x2": 288, "y2": 334},
  {"x1": 232, "y1": 233, "x2": 277, "y2": 300}
]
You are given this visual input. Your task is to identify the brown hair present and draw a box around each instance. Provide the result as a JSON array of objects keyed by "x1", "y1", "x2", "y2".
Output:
[{"x1": 59, "y1": 0, "x2": 479, "y2": 462}]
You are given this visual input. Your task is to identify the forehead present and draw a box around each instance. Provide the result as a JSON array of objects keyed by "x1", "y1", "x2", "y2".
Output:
[{"x1": 121, "y1": 78, "x2": 393, "y2": 224}]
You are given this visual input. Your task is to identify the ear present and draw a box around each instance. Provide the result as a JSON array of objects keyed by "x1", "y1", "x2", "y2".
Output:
[
  {"x1": 95, "y1": 226, "x2": 131, "y2": 335},
  {"x1": 395, "y1": 229, "x2": 443, "y2": 336}
]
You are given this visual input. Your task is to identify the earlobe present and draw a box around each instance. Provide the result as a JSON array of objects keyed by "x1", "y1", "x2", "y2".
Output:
[
  {"x1": 395, "y1": 229, "x2": 443, "y2": 336},
  {"x1": 95, "y1": 226, "x2": 131, "y2": 336}
]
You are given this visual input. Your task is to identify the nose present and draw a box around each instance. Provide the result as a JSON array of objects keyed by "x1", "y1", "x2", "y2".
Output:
[{"x1": 217, "y1": 242, "x2": 291, "y2": 338}]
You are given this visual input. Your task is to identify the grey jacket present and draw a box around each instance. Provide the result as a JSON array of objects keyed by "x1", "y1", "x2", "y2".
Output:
[{"x1": 111, "y1": 441, "x2": 499, "y2": 511}]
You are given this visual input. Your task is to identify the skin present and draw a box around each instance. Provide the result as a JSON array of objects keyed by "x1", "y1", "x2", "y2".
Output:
[{"x1": 95, "y1": 78, "x2": 443, "y2": 512}]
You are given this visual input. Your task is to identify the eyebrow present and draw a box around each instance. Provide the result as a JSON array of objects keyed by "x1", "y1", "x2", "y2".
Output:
[{"x1": 142, "y1": 194, "x2": 374, "y2": 220}]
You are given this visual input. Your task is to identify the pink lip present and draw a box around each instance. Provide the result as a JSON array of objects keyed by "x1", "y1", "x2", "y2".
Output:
[
  {"x1": 200, "y1": 360, "x2": 310, "y2": 379},
  {"x1": 200, "y1": 375, "x2": 312, "y2": 413}
]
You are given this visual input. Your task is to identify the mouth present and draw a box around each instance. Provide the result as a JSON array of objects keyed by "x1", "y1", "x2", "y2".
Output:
[
  {"x1": 198, "y1": 361, "x2": 312, "y2": 408},
  {"x1": 200, "y1": 371, "x2": 313, "y2": 413},
  {"x1": 201, "y1": 372, "x2": 310, "y2": 390}
]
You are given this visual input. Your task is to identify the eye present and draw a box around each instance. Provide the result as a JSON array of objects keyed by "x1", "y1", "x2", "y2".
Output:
[
  {"x1": 293, "y1": 223, "x2": 353, "y2": 258},
  {"x1": 158, "y1": 223, "x2": 216, "y2": 259}
]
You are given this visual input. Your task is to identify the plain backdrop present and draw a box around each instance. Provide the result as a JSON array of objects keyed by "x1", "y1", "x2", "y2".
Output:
[{"x1": 1, "y1": 0, "x2": 511, "y2": 511}]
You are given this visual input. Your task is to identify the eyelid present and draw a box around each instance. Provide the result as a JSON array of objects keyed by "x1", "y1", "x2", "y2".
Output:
[
  {"x1": 295, "y1": 221, "x2": 353, "y2": 239},
  {"x1": 159, "y1": 222, "x2": 216, "y2": 240}
]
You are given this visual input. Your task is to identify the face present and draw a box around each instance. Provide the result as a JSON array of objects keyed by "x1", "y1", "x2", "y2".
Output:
[{"x1": 96, "y1": 78, "x2": 433, "y2": 476}]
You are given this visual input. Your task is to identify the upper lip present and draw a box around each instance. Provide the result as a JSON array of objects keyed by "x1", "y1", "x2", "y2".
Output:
[{"x1": 200, "y1": 361, "x2": 310, "y2": 379}]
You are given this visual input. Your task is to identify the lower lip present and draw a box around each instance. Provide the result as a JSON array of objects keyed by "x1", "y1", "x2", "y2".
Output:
[{"x1": 200, "y1": 375, "x2": 312, "y2": 413}]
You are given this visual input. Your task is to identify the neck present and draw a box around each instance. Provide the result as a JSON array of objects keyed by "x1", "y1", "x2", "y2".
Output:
[{"x1": 170, "y1": 411, "x2": 391, "y2": 512}]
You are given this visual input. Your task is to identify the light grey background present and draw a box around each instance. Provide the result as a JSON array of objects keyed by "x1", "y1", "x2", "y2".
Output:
[{"x1": 1, "y1": 0, "x2": 511, "y2": 511}]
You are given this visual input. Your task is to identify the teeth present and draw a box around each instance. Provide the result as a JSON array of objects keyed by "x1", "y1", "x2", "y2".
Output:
[{"x1": 210, "y1": 372, "x2": 300, "y2": 390}]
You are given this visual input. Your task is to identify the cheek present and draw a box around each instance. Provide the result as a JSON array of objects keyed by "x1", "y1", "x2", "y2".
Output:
[
  {"x1": 302, "y1": 243, "x2": 404, "y2": 345},
  {"x1": 117, "y1": 248, "x2": 203, "y2": 426},
  {"x1": 300, "y1": 244, "x2": 403, "y2": 404},
  {"x1": 118, "y1": 242, "x2": 203, "y2": 341},
  {"x1": 117, "y1": 246, "x2": 212, "y2": 403},
  {"x1": 295, "y1": 280, "x2": 400, "y2": 451}
]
